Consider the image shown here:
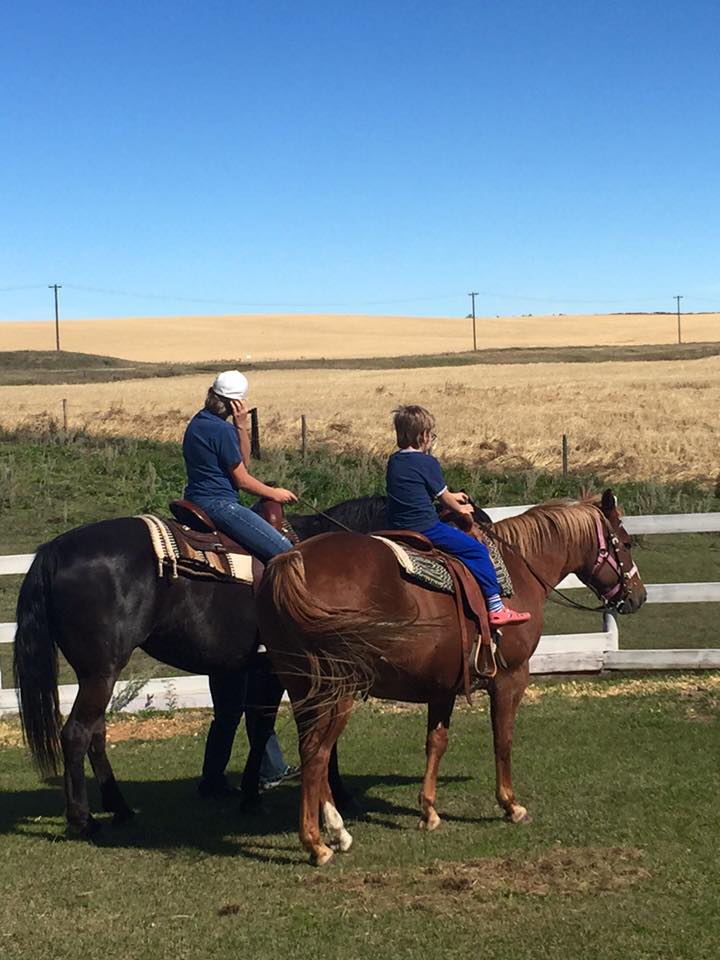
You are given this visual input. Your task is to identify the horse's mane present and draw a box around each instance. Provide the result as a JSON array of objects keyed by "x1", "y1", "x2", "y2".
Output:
[
  {"x1": 292, "y1": 495, "x2": 387, "y2": 538},
  {"x1": 324, "y1": 495, "x2": 386, "y2": 527},
  {"x1": 495, "y1": 496, "x2": 601, "y2": 556}
]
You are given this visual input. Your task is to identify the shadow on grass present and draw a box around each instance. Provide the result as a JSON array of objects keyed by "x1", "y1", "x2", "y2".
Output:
[{"x1": 0, "y1": 771, "x2": 497, "y2": 863}]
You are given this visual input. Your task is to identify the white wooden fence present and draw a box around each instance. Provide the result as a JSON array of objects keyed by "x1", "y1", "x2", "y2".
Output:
[{"x1": 1, "y1": 508, "x2": 719, "y2": 716}]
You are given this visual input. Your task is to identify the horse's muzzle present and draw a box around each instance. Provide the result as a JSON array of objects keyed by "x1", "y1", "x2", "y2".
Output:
[{"x1": 615, "y1": 584, "x2": 647, "y2": 615}]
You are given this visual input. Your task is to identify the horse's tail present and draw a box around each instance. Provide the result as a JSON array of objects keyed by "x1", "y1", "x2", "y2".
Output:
[
  {"x1": 13, "y1": 542, "x2": 62, "y2": 776},
  {"x1": 264, "y1": 549, "x2": 419, "y2": 711}
]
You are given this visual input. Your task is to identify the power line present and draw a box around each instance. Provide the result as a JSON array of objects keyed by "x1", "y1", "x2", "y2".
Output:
[
  {"x1": 1, "y1": 281, "x2": 719, "y2": 311},
  {"x1": 0, "y1": 284, "x2": 48, "y2": 293}
]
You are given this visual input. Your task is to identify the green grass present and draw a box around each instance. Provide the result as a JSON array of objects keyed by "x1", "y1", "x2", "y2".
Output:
[
  {"x1": 0, "y1": 428, "x2": 718, "y2": 687},
  {"x1": 1, "y1": 427, "x2": 717, "y2": 556},
  {"x1": 2, "y1": 341, "x2": 720, "y2": 384},
  {"x1": 1, "y1": 680, "x2": 719, "y2": 959}
]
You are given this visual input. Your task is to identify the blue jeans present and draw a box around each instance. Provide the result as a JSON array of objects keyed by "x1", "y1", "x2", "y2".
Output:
[
  {"x1": 195, "y1": 496, "x2": 292, "y2": 563},
  {"x1": 422, "y1": 520, "x2": 501, "y2": 599}
]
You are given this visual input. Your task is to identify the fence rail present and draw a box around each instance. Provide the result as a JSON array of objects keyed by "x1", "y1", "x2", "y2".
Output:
[{"x1": 1, "y1": 509, "x2": 719, "y2": 715}]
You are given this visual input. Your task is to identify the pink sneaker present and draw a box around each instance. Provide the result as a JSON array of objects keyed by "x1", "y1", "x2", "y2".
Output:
[{"x1": 489, "y1": 606, "x2": 531, "y2": 627}]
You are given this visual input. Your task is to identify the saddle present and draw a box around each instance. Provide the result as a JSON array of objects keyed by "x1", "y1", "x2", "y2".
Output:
[
  {"x1": 373, "y1": 529, "x2": 498, "y2": 692},
  {"x1": 138, "y1": 499, "x2": 288, "y2": 588}
]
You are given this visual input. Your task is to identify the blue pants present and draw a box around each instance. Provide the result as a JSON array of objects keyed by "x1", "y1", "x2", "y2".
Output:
[
  {"x1": 194, "y1": 496, "x2": 292, "y2": 563},
  {"x1": 422, "y1": 520, "x2": 501, "y2": 599}
]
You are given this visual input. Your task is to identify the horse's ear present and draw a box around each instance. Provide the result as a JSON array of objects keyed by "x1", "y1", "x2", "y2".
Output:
[{"x1": 600, "y1": 489, "x2": 618, "y2": 518}]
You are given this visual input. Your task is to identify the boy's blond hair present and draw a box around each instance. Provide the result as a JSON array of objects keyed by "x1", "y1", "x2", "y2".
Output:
[{"x1": 392, "y1": 405, "x2": 435, "y2": 449}]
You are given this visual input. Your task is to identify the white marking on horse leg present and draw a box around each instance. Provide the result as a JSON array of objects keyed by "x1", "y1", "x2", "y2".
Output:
[{"x1": 322, "y1": 800, "x2": 353, "y2": 852}]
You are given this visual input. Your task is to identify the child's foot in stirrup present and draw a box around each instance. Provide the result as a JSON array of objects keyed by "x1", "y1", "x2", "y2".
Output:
[{"x1": 489, "y1": 606, "x2": 531, "y2": 627}]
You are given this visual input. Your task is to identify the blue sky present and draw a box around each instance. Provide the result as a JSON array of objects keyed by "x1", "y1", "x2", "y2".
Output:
[{"x1": 2, "y1": 0, "x2": 719, "y2": 321}]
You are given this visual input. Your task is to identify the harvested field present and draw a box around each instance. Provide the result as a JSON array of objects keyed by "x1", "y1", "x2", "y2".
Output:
[
  {"x1": 1, "y1": 311, "x2": 718, "y2": 362},
  {"x1": 2, "y1": 355, "x2": 718, "y2": 483}
]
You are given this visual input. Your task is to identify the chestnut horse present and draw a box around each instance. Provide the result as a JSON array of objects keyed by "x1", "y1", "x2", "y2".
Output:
[{"x1": 257, "y1": 491, "x2": 647, "y2": 865}]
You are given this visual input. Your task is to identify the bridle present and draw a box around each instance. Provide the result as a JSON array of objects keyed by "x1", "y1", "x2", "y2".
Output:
[
  {"x1": 589, "y1": 511, "x2": 638, "y2": 610},
  {"x1": 483, "y1": 507, "x2": 637, "y2": 614}
]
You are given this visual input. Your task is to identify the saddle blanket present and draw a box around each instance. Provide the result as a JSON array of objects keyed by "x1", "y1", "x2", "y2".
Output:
[
  {"x1": 372, "y1": 533, "x2": 514, "y2": 597},
  {"x1": 372, "y1": 536, "x2": 454, "y2": 593},
  {"x1": 138, "y1": 514, "x2": 254, "y2": 584}
]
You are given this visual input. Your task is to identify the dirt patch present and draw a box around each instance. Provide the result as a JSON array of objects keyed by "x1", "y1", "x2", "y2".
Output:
[
  {"x1": 0, "y1": 720, "x2": 23, "y2": 748},
  {"x1": 106, "y1": 710, "x2": 208, "y2": 743},
  {"x1": 306, "y1": 847, "x2": 649, "y2": 910}
]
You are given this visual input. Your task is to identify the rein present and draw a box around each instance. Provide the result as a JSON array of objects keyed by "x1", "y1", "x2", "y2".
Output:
[{"x1": 295, "y1": 497, "x2": 355, "y2": 533}]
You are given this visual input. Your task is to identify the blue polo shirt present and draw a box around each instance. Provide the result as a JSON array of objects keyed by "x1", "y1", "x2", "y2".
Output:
[
  {"x1": 386, "y1": 449, "x2": 448, "y2": 531},
  {"x1": 183, "y1": 410, "x2": 242, "y2": 502}
]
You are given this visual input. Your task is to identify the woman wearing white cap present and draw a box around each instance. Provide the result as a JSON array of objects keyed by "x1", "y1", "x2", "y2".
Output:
[{"x1": 182, "y1": 370, "x2": 298, "y2": 562}]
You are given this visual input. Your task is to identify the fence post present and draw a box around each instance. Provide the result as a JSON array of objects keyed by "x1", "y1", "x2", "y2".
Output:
[
  {"x1": 250, "y1": 408, "x2": 261, "y2": 460},
  {"x1": 62, "y1": 398, "x2": 68, "y2": 432},
  {"x1": 562, "y1": 434, "x2": 568, "y2": 478},
  {"x1": 301, "y1": 414, "x2": 307, "y2": 459}
]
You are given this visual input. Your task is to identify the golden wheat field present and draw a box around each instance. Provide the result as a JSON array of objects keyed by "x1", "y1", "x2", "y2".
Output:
[
  {"x1": 1, "y1": 311, "x2": 719, "y2": 362},
  {"x1": 2, "y1": 355, "x2": 718, "y2": 484}
]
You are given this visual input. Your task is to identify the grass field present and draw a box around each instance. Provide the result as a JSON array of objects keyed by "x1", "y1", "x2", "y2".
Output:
[
  {"x1": 1, "y1": 679, "x2": 719, "y2": 960},
  {"x1": 1, "y1": 352, "x2": 719, "y2": 484},
  {"x1": 2, "y1": 311, "x2": 719, "y2": 362}
]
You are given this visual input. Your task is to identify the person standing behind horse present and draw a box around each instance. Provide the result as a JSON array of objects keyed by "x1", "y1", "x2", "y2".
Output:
[
  {"x1": 386, "y1": 405, "x2": 531, "y2": 627},
  {"x1": 183, "y1": 370, "x2": 298, "y2": 798}
]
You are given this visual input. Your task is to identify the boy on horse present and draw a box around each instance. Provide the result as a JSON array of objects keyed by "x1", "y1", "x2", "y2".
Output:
[{"x1": 386, "y1": 405, "x2": 530, "y2": 627}]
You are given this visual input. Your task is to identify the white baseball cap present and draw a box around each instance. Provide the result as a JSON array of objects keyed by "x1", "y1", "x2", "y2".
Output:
[{"x1": 211, "y1": 370, "x2": 248, "y2": 400}]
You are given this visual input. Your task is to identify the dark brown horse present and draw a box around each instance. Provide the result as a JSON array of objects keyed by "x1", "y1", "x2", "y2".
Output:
[
  {"x1": 12, "y1": 496, "x2": 388, "y2": 836},
  {"x1": 256, "y1": 491, "x2": 647, "y2": 865}
]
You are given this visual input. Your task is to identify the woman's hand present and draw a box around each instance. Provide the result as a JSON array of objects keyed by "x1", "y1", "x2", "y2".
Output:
[
  {"x1": 230, "y1": 399, "x2": 249, "y2": 429},
  {"x1": 271, "y1": 487, "x2": 298, "y2": 504},
  {"x1": 453, "y1": 491, "x2": 470, "y2": 505}
]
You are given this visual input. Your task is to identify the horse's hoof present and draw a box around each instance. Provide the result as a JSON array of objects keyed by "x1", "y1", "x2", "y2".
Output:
[
  {"x1": 329, "y1": 829, "x2": 353, "y2": 853},
  {"x1": 506, "y1": 805, "x2": 531, "y2": 824},
  {"x1": 111, "y1": 807, "x2": 136, "y2": 826},
  {"x1": 418, "y1": 809, "x2": 441, "y2": 831},
  {"x1": 310, "y1": 844, "x2": 335, "y2": 867},
  {"x1": 67, "y1": 817, "x2": 102, "y2": 840}
]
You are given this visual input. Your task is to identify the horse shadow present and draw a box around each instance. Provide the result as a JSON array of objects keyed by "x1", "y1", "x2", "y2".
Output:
[{"x1": 0, "y1": 770, "x2": 498, "y2": 864}]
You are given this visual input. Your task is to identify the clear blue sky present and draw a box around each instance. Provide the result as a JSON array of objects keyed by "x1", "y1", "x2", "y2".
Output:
[{"x1": 2, "y1": 0, "x2": 719, "y2": 321}]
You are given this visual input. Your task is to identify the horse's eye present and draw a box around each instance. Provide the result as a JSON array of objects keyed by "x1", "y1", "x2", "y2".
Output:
[{"x1": 623, "y1": 541, "x2": 632, "y2": 550}]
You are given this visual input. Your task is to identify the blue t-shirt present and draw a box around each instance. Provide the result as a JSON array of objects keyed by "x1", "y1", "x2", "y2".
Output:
[
  {"x1": 386, "y1": 449, "x2": 448, "y2": 531},
  {"x1": 183, "y1": 410, "x2": 242, "y2": 503}
]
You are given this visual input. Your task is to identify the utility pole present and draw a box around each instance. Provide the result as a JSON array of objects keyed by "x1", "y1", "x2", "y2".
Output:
[
  {"x1": 468, "y1": 292, "x2": 478, "y2": 351},
  {"x1": 49, "y1": 284, "x2": 62, "y2": 351},
  {"x1": 674, "y1": 294, "x2": 683, "y2": 345}
]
